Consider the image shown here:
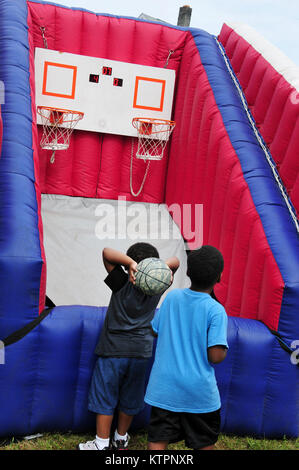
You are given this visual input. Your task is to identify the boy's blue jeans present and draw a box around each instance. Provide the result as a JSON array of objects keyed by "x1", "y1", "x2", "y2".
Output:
[{"x1": 88, "y1": 356, "x2": 149, "y2": 415}]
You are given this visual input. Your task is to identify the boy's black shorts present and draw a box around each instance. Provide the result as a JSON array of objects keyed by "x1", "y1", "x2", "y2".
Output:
[{"x1": 148, "y1": 406, "x2": 221, "y2": 450}]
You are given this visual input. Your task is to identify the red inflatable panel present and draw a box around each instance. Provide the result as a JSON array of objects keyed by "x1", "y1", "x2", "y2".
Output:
[
  {"x1": 27, "y1": 22, "x2": 47, "y2": 314},
  {"x1": 28, "y1": 2, "x2": 187, "y2": 203},
  {"x1": 165, "y1": 33, "x2": 284, "y2": 330},
  {"x1": 219, "y1": 24, "x2": 299, "y2": 217}
]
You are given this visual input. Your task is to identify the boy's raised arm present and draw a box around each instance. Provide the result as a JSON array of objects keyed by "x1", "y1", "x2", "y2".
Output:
[{"x1": 102, "y1": 247, "x2": 137, "y2": 283}]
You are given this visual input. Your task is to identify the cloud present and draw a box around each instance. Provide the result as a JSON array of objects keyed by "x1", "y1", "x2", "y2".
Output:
[{"x1": 191, "y1": 0, "x2": 299, "y2": 64}]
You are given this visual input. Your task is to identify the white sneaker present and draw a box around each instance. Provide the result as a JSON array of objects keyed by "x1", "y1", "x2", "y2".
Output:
[
  {"x1": 78, "y1": 439, "x2": 110, "y2": 450},
  {"x1": 111, "y1": 433, "x2": 130, "y2": 450}
]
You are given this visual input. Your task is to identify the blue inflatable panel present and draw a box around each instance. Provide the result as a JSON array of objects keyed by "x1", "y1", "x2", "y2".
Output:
[
  {"x1": 216, "y1": 318, "x2": 298, "y2": 437},
  {"x1": 0, "y1": 307, "x2": 105, "y2": 435},
  {"x1": 0, "y1": 307, "x2": 297, "y2": 438},
  {"x1": 0, "y1": 0, "x2": 43, "y2": 338}
]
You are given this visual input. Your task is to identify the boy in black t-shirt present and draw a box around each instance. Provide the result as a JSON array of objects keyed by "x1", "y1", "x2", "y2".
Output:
[{"x1": 79, "y1": 243, "x2": 179, "y2": 451}]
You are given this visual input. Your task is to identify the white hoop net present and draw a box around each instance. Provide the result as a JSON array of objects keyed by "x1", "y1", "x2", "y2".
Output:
[
  {"x1": 37, "y1": 107, "x2": 84, "y2": 151},
  {"x1": 129, "y1": 118, "x2": 176, "y2": 197},
  {"x1": 132, "y1": 118, "x2": 176, "y2": 161}
]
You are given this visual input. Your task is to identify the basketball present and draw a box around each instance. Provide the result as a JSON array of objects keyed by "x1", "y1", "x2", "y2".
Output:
[{"x1": 134, "y1": 258, "x2": 172, "y2": 296}]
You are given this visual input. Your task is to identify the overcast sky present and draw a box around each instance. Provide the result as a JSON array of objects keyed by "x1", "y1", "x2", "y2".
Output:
[{"x1": 50, "y1": 0, "x2": 299, "y2": 65}]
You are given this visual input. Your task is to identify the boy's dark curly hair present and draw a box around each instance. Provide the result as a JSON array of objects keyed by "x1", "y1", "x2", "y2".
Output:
[
  {"x1": 126, "y1": 242, "x2": 159, "y2": 264},
  {"x1": 187, "y1": 245, "x2": 224, "y2": 289}
]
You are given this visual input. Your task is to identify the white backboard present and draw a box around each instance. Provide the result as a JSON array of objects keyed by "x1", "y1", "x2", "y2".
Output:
[{"x1": 35, "y1": 48, "x2": 176, "y2": 137}]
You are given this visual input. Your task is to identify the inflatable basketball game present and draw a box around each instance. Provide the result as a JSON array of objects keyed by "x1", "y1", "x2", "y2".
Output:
[{"x1": 0, "y1": 0, "x2": 298, "y2": 438}]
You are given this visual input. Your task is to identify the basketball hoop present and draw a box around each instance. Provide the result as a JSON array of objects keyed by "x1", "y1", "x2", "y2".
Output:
[
  {"x1": 130, "y1": 117, "x2": 175, "y2": 197},
  {"x1": 132, "y1": 117, "x2": 176, "y2": 161},
  {"x1": 37, "y1": 106, "x2": 84, "y2": 163}
]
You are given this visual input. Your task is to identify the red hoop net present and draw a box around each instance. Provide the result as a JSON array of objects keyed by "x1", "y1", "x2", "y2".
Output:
[
  {"x1": 132, "y1": 117, "x2": 176, "y2": 160},
  {"x1": 37, "y1": 106, "x2": 84, "y2": 150}
]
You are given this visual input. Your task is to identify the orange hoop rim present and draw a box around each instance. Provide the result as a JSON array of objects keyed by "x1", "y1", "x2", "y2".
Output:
[
  {"x1": 132, "y1": 117, "x2": 175, "y2": 128},
  {"x1": 37, "y1": 106, "x2": 84, "y2": 120}
]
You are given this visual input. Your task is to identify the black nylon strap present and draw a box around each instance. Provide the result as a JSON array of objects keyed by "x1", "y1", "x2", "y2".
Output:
[
  {"x1": 45, "y1": 296, "x2": 56, "y2": 308},
  {"x1": 2, "y1": 307, "x2": 54, "y2": 347},
  {"x1": 268, "y1": 328, "x2": 299, "y2": 367}
]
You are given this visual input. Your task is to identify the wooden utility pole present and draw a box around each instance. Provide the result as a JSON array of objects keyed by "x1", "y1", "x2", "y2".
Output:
[{"x1": 177, "y1": 5, "x2": 192, "y2": 26}]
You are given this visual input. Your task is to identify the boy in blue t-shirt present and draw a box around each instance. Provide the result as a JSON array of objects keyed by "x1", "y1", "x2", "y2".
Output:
[{"x1": 145, "y1": 245, "x2": 228, "y2": 450}]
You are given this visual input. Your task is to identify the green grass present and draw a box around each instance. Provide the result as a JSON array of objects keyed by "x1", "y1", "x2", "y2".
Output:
[{"x1": 0, "y1": 431, "x2": 298, "y2": 451}]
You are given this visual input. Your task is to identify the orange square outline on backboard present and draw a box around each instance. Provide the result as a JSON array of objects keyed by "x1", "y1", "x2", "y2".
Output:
[
  {"x1": 133, "y1": 76, "x2": 166, "y2": 112},
  {"x1": 42, "y1": 62, "x2": 77, "y2": 99}
]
